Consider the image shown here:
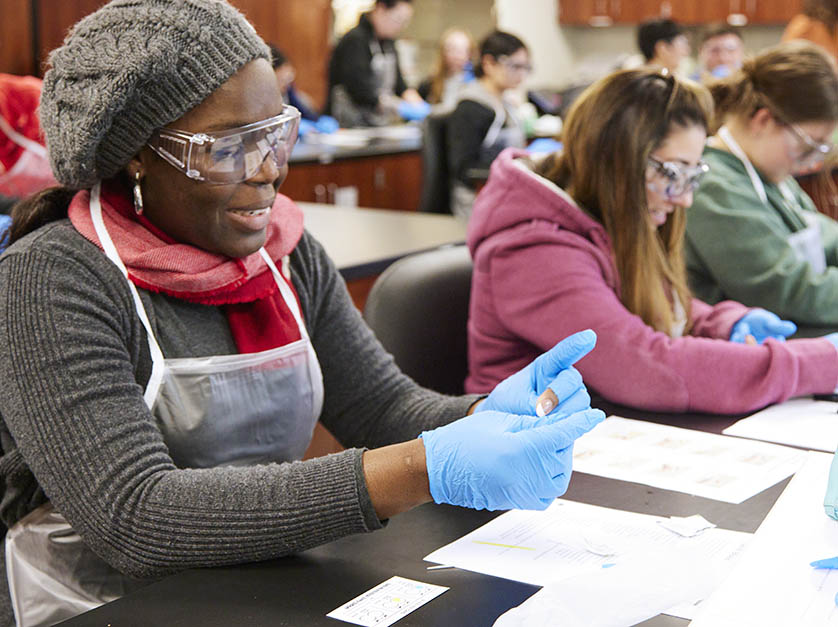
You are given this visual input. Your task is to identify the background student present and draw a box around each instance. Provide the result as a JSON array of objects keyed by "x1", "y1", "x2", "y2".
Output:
[
  {"x1": 269, "y1": 44, "x2": 339, "y2": 137},
  {"x1": 695, "y1": 24, "x2": 745, "y2": 80},
  {"x1": 782, "y1": 0, "x2": 838, "y2": 60},
  {"x1": 686, "y1": 41, "x2": 838, "y2": 328},
  {"x1": 637, "y1": 18, "x2": 691, "y2": 74},
  {"x1": 465, "y1": 68, "x2": 838, "y2": 415},
  {"x1": 447, "y1": 30, "x2": 530, "y2": 220},
  {"x1": 326, "y1": 0, "x2": 428, "y2": 127},
  {"x1": 0, "y1": 1, "x2": 603, "y2": 624},
  {"x1": 417, "y1": 27, "x2": 475, "y2": 108}
]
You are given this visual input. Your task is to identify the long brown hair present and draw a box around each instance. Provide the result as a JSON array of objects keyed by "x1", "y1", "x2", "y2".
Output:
[
  {"x1": 536, "y1": 69, "x2": 713, "y2": 334},
  {"x1": 709, "y1": 40, "x2": 838, "y2": 131},
  {"x1": 803, "y1": 0, "x2": 838, "y2": 30},
  {"x1": 426, "y1": 28, "x2": 475, "y2": 104}
]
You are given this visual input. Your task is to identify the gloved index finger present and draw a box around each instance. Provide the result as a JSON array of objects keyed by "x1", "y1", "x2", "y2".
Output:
[
  {"x1": 528, "y1": 408, "x2": 605, "y2": 451},
  {"x1": 772, "y1": 320, "x2": 797, "y2": 336},
  {"x1": 532, "y1": 329, "x2": 597, "y2": 384}
]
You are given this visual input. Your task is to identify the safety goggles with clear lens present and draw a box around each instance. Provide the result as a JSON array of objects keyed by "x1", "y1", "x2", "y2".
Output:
[
  {"x1": 147, "y1": 105, "x2": 301, "y2": 184},
  {"x1": 647, "y1": 156, "x2": 709, "y2": 198},
  {"x1": 785, "y1": 122, "x2": 833, "y2": 167}
]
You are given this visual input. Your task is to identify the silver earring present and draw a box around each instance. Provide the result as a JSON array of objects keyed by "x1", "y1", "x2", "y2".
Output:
[{"x1": 133, "y1": 172, "x2": 144, "y2": 215}]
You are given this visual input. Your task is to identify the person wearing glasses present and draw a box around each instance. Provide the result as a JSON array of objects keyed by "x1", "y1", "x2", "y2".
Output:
[
  {"x1": 326, "y1": 0, "x2": 428, "y2": 127},
  {"x1": 686, "y1": 42, "x2": 838, "y2": 330},
  {"x1": 465, "y1": 67, "x2": 838, "y2": 414},
  {"x1": 0, "y1": 2, "x2": 607, "y2": 624},
  {"x1": 694, "y1": 24, "x2": 745, "y2": 81},
  {"x1": 447, "y1": 30, "x2": 531, "y2": 220}
]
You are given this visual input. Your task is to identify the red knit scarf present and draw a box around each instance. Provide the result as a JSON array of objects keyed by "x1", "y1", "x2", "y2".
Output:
[{"x1": 68, "y1": 180, "x2": 304, "y2": 352}]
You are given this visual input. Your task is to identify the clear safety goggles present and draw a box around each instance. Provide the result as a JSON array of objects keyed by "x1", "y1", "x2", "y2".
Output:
[
  {"x1": 147, "y1": 106, "x2": 301, "y2": 184},
  {"x1": 785, "y1": 122, "x2": 833, "y2": 168},
  {"x1": 646, "y1": 156, "x2": 709, "y2": 198}
]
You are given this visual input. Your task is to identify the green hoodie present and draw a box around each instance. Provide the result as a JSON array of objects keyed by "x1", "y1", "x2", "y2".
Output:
[{"x1": 686, "y1": 146, "x2": 838, "y2": 327}]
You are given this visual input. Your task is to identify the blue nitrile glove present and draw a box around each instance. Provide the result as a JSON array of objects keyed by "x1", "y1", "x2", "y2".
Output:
[
  {"x1": 823, "y1": 333, "x2": 838, "y2": 351},
  {"x1": 0, "y1": 214, "x2": 11, "y2": 254},
  {"x1": 729, "y1": 309, "x2": 797, "y2": 344},
  {"x1": 420, "y1": 408, "x2": 605, "y2": 511},
  {"x1": 397, "y1": 100, "x2": 431, "y2": 122},
  {"x1": 297, "y1": 118, "x2": 317, "y2": 138},
  {"x1": 479, "y1": 329, "x2": 596, "y2": 418},
  {"x1": 711, "y1": 64, "x2": 732, "y2": 79},
  {"x1": 527, "y1": 138, "x2": 563, "y2": 154},
  {"x1": 825, "y1": 448, "x2": 838, "y2": 520},
  {"x1": 315, "y1": 115, "x2": 339, "y2": 134}
]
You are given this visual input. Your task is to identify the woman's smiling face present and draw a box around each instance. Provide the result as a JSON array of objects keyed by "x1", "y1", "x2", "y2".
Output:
[{"x1": 132, "y1": 59, "x2": 286, "y2": 258}]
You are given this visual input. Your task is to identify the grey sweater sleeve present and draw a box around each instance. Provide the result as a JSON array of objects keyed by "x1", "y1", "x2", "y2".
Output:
[{"x1": 0, "y1": 223, "x2": 475, "y2": 580}]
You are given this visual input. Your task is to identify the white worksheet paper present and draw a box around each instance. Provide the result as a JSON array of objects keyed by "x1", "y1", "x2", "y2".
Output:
[
  {"x1": 327, "y1": 576, "x2": 448, "y2": 627},
  {"x1": 424, "y1": 499, "x2": 749, "y2": 619},
  {"x1": 572, "y1": 416, "x2": 806, "y2": 503},
  {"x1": 690, "y1": 451, "x2": 838, "y2": 627},
  {"x1": 722, "y1": 397, "x2": 838, "y2": 453}
]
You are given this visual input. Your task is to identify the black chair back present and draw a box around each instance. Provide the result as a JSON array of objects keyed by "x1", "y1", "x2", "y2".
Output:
[
  {"x1": 418, "y1": 113, "x2": 451, "y2": 214},
  {"x1": 363, "y1": 246, "x2": 472, "y2": 395}
]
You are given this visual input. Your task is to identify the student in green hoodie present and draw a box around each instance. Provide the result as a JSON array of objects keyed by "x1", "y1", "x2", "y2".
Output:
[{"x1": 686, "y1": 41, "x2": 838, "y2": 328}]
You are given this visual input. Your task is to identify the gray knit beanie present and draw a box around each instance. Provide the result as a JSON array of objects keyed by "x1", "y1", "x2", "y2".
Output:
[{"x1": 40, "y1": 0, "x2": 271, "y2": 189}]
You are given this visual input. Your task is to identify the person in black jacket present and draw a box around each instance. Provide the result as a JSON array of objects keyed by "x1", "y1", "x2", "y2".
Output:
[{"x1": 327, "y1": 0, "x2": 425, "y2": 127}]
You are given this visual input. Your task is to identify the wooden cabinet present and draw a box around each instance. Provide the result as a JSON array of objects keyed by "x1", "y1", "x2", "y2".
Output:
[
  {"x1": 559, "y1": 0, "x2": 803, "y2": 25},
  {"x1": 2, "y1": 0, "x2": 332, "y2": 110},
  {"x1": 282, "y1": 152, "x2": 423, "y2": 212}
]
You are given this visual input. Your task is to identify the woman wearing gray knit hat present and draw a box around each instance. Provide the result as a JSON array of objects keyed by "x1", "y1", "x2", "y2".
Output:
[{"x1": 0, "y1": 1, "x2": 602, "y2": 624}]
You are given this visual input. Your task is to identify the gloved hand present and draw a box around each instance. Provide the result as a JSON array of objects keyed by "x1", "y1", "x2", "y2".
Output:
[
  {"x1": 420, "y1": 408, "x2": 605, "y2": 511},
  {"x1": 822, "y1": 333, "x2": 838, "y2": 351},
  {"x1": 315, "y1": 115, "x2": 339, "y2": 134},
  {"x1": 397, "y1": 100, "x2": 431, "y2": 122},
  {"x1": 825, "y1": 447, "x2": 838, "y2": 520},
  {"x1": 527, "y1": 138, "x2": 563, "y2": 154},
  {"x1": 729, "y1": 309, "x2": 797, "y2": 344},
  {"x1": 479, "y1": 329, "x2": 596, "y2": 418},
  {"x1": 297, "y1": 118, "x2": 317, "y2": 138},
  {"x1": 0, "y1": 214, "x2": 11, "y2": 253}
]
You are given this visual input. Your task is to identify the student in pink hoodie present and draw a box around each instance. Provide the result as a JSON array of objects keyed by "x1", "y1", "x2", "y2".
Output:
[{"x1": 466, "y1": 68, "x2": 838, "y2": 414}]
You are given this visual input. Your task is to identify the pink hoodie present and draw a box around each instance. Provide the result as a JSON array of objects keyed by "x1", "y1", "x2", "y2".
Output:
[{"x1": 466, "y1": 149, "x2": 838, "y2": 413}]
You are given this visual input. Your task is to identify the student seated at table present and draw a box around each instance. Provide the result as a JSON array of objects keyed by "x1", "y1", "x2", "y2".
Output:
[
  {"x1": 417, "y1": 27, "x2": 475, "y2": 108},
  {"x1": 694, "y1": 24, "x2": 745, "y2": 81},
  {"x1": 0, "y1": 73, "x2": 57, "y2": 198},
  {"x1": 465, "y1": 68, "x2": 838, "y2": 414},
  {"x1": 447, "y1": 30, "x2": 530, "y2": 220},
  {"x1": 637, "y1": 18, "x2": 691, "y2": 74},
  {"x1": 686, "y1": 42, "x2": 838, "y2": 329},
  {"x1": 326, "y1": 0, "x2": 428, "y2": 127},
  {"x1": 268, "y1": 44, "x2": 339, "y2": 137},
  {"x1": 0, "y1": 2, "x2": 604, "y2": 625},
  {"x1": 782, "y1": 0, "x2": 838, "y2": 61}
]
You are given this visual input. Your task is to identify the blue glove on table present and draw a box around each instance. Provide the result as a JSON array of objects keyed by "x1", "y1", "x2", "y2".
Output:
[
  {"x1": 527, "y1": 138, "x2": 562, "y2": 154},
  {"x1": 730, "y1": 309, "x2": 797, "y2": 344},
  {"x1": 479, "y1": 329, "x2": 596, "y2": 418},
  {"x1": 315, "y1": 115, "x2": 339, "y2": 134},
  {"x1": 297, "y1": 118, "x2": 317, "y2": 138},
  {"x1": 420, "y1": 408, "x2": 605, "y2": 511},
  {"x1": 397, "y1": 100, "x2": 431, "y2": 122}
]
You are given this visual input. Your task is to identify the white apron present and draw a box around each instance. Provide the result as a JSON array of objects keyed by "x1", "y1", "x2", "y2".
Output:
[
  {"x1": 0, "y1": 115, "x2": 56, "y2": 198},
  {"x1": 718, "y1": 125, "x2": 827, "y2": 274},
  {"x1": 5, "y1": 183, "x2": 324, "y2": 626}
]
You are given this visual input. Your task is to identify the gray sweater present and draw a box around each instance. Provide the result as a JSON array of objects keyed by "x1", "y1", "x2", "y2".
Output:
[{"x1": 0, "y1": 221, "x2": 475, "y2": 619}]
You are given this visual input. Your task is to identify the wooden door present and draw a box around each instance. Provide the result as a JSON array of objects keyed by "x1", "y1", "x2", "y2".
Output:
[
  {"x1": 1, "y1": 0, "x2": 35, "y2": 76},
  {"x1": 230, "y1": 0, "x2": 332, "y2": 111}
]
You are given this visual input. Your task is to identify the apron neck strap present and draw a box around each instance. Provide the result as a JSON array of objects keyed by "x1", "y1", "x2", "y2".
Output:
[{"x1": 717, "y1": 125, "x2": 768, "y2": 205}]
